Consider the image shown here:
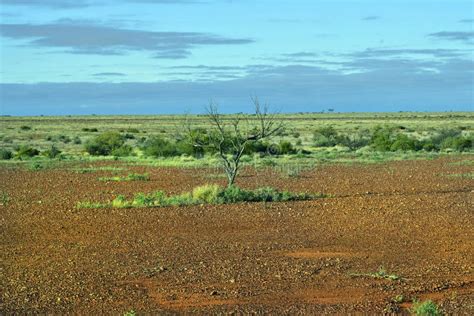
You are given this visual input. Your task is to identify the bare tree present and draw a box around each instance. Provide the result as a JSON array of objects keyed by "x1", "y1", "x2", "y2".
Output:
[{"x1": 186, "y1": 97, "x2": 283, "y2": 187}]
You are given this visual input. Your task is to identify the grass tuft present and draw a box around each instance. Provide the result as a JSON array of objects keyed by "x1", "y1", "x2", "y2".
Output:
[
  {"x1": 350, "y1": 266, "x2": 400, "y2": 281},
  {"x1": 411, "y1": 299, "x2": 441, "y2": 315}
]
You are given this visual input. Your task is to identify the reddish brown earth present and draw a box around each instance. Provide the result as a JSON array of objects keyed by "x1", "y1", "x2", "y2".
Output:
[{"x1": 1, "y1": 157, "x2": 473, "y2": 314}]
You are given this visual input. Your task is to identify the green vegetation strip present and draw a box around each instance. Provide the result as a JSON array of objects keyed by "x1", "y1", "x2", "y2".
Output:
[
  {"x1": 72, "y1": 166, "x2": 126, "y2": 173},
  {"x1": 98, "y1": 173, "x2": 149, "y2": 181},
  {"x1": 77, "y1": 184, "x2": 326, "y2": 209}
]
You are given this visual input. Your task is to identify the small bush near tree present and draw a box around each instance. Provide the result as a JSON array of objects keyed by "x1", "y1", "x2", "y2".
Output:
[{"x1": 278, "y1": 140, "x2": 296, "y2": 155}]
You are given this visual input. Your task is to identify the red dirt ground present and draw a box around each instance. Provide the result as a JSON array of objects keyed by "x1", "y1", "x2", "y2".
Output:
[{"x1": 1, "y1": 157, "x2": 473, "y2": 314}]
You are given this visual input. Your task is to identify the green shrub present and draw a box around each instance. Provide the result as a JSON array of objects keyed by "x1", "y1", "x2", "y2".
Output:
[
  {"x1": 111, "y1": 144, "x2": 133, "y2": 157},
  {"x1": 141, "y1": 136, "x2": 178, "y2": 157},
  {"x1": 440, "y1": 135, "x2": 472, "y2": 152},
  {"x1": 411, "y1": 300, "x2": 441, "y2": 315},
  {"x1": 390, "y1": 134, "x2": 419, "y2": 151},
  {"x1": 112, "y1": 195, "x2": 131, "y2": 208},
  {"x1": 126, "y1": 128, "x2": 140, "y2": 133},
  {"x1": 58, "y1": 135, "x2": 71, "y2": 143},
  {"x1": 15, "y1": 145, "x2": 40, "y2": 158},
  {"x1": 218, "y1": 185, "x2": 250, "y2": 203},
  {"x1": 313, "y1": 126, "x2": 339, "y2": 147},
  {"x1": 337, "y1": 134, "x2": 370, "y2": 150},
  {"x1": 20, "y1": 125, "x2": 31, "y2": 130},
  {"x1": 192, "y1": 184, "x2": 221, "y2": 203},
  {"x1": 370, "y1": 126, "x2": 394, "y2": 151},
  {"x1": 176, "y1": 139, "x2": 203, "y2": 157},
  {"x1": 85, "y1": 131, "x2": 126, "y2": 156},
  {"x1": 422, "y1": 140, "x2": 437, "y2": 152},
  {"x1": 73, "y1": 136, "x2": 82, "y2": 144},
  {"x1": 132, "y1": 192, "x2": 162, "y2": 206},
  {"x1": 244, "y1": 140, "x2": 270, "y2": 155},
  {"x1": 82, "y1": 127, "x2": 99, "y2": 132},
  {"x1": 0, "y1": 149, "x2": 13, "y2": 160},
  {"x1": 278, "y1": 141, "x2": 296, "y2": 155},
  {"x1": 43, "y1": 145, "x2": 62, "y2": 158}
]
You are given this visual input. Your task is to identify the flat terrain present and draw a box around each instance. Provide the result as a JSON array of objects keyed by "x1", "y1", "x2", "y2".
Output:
[{"x1": 1, "y1": 157, "x2": 473, "y2": 314}]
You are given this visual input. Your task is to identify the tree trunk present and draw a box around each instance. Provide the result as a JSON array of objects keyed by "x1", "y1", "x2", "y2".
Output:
[{"x1": 225, "y1": 166, "x2": 237, "y2": 187}]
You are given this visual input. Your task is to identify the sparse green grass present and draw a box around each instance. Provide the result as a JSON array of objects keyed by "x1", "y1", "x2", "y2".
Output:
[
  {"x1": 77, "y1": 184, "x2": 326, "y2": 209},
  {"x1": 0, "y1": 191, "x2": 9, "y2": 206},
  {"x1": 71, "y1": 166, "x2": 126, "y2": 173},
  {"x1": 350, "y1": 266, "x2": 400, "y2": 281},
  {"x1": 411, "y1": 299, "x2": 442, "y2": 315},
  {"x1": 98, "y1": 173, "x2": 150, "y2": 181},
  {"x1": 123, "y1": 309, "x2": 136, "y2": 316},
  {"x1": 444, "y1": 172, "x2": 474, "y2": 179},
  {"x1": 76, "y1": 201, "x2": 106, "y2": 208},
  {"x1": 448, "y1": 159, "x2": 474, "y2": 166}
]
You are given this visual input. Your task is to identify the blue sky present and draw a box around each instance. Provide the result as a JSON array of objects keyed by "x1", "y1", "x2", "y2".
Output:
[{"x1": 0, "y1": 0, "x2": 473, "y2": 115}]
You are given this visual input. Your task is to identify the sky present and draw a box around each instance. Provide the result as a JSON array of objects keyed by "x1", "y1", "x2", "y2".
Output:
[{"x1": 0, "y1": 0, "x2": 473, "y2": 115}]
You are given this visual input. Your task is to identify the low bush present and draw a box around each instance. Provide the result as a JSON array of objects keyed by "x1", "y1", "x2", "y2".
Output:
[
  {"x1": 82, "y1": 127, "x2": 99, "y2": 132},
  {"x1": 73, "y1": 136, "x2": 82, "y2": 144},
  {"x1": 84, "y1": 131, "x2": 128, "y2": 156},
  {"x1": 123, "y1": 133, "x2": 135, "y2": 140},
  {"x1": 0, "y1": 149, "x2": 13, "y2": 160},
  {"x1": 313, "y1": 126, "x2": 339, "y2": 147},
  {"x1": 58, "y1": 135, "x2": 71, "y2": 143},
  {"x1": 313, "y1": 126, "x2": 370, "y2": 150},
  {"x1": 440, "y1": 135, "x2": 472, "y2": 152},
  {"x1": 141, "y1": 136, "x2": 178, "y2": 157},
  {"x1": 390, "y1": 134, "x2": 421, "y2": 151},
  {"x1": 370, "y1": 126, "x2": 394, "y2": 151},
  {"x1": 20, "y1": 125, "x2": 31, "y2": 131},
  {"x1": 278, "y1": 141, "x2": 296, "y2": 155},
  {"x1": 43, "y1": 145, "x2": 62, "y2": 158},
  {"x1": 411, "y1": 300, "x2": 441, "y2": 315},
  {"x1": 111, "y1": 144, "x2": 133, "y2": 157},
  {"x1": 192, "y1": 184, "x2": 221, "y2": 204},
  {"x1": 15, "y1": 145, "x2": 40, "y2": 159}
]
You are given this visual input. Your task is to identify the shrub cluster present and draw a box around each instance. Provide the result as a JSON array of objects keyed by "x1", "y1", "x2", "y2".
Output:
[
  {"x1": 87, "y1": 184, "x2": 323, "y2": 209},
  {"x1": 313, "y1": 125, "x2": 472, "y2": 152},
  {"x1": 313, "y1": 126, "x2": 370, "y2": 150},
  {"x1": 371, "y1": 127, "x2": 472, "y2": 152}
]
